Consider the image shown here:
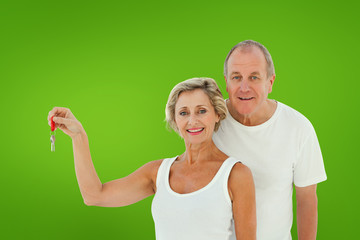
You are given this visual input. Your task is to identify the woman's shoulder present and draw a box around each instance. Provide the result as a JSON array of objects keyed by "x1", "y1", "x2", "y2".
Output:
[
  {"x1": 143, "y1": 157, "x2": 177, "y2": 192},
  {"x1": 142, "y1": 159, "x2": 164, "y2": 174},
  {"x1": 142, "y1": 156, "x2": 177, "y2": 177},
  {"x1": 231, "y1": 160, "x2": 252, "y2": 174},
  {"x1": 227, "y1": 161, "x2": 255, "y2": 200},
  {"x1": 228, "y1": 161, "x2": 254, "y2": 188},
  {"x1": 144, "y1": 156, "x2": 177, "y2": 169}
]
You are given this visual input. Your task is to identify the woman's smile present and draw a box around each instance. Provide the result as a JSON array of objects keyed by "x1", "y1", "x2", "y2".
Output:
[{"x1": 186, "y1": 127, "x2": 204, "y2": 135}]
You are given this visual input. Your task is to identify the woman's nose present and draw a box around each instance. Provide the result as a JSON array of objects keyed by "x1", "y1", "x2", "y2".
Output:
[{"x1": 188, "y1": 114, "x2": 199, "y2": 125}]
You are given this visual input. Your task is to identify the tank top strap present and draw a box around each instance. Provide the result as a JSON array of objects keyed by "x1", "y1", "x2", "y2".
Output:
[
  {"x1": 218, "y1": 157, "x2": 242, "y2": 206},
  {"x1": 155, "y1": 156, "x2": 178, "y2": 190},
  {"x1": 221, "y1": 157, "x2": 242, "y2": 178}
]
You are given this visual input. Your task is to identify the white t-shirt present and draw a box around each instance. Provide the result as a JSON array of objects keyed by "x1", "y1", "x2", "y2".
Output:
[{"x1": 213, "y1": 101, "x2": 327, "y2": 240}]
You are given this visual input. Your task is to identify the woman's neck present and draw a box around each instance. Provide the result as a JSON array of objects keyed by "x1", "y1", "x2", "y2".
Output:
[{"x1": 180, "y1": 140, "x2": 227, "y2": 165}]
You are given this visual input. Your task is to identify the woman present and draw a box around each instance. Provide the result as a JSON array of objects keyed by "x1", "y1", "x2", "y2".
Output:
[{"x1": 47, "y1": 77, "x2": 256, "y2": 240}]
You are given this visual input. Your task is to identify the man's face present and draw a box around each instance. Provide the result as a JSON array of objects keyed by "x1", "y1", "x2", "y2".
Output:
[{"x1": 225, "y1": 47, "x2": 275, "y2": 118}]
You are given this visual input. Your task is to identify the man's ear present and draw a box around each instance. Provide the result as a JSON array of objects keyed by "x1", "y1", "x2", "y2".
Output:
[
  {"x1": 268, "y1": 74, "x2": 275, "y2": 94},
  {"x1": 224, "y1": 75, "x2": 229, "y2": 93}
]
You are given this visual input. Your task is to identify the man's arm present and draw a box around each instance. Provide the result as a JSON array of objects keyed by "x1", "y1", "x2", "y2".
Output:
[{"x1": 295, "y1": 184, "x2": 318, "y2": 240}]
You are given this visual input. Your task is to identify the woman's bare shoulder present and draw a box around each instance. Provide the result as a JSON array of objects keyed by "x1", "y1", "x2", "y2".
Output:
[
  {"x1": 146, "y1": 159, "x2": 164, "y2": 169},
  {"x1": 141, "y1": 159, "x2": 166, "y2": 192},
  {"x1": 230, "y1": 162, "x2": 253, "y2": 180},
  {"x1": 228, "y1": 162, "x2": 254, "y2": 194},
  {"x1": 141, "y1": 159, "x2": 165, "y2": 175}
]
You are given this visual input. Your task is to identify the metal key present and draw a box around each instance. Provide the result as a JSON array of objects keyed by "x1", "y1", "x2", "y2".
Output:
[{"x1": 50, "y1": 133, "x2": 56, "y2": 152}]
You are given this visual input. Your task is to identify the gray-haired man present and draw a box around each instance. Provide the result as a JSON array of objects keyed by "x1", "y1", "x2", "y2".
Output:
[{"x1": 213, "y1": 40, "x2": 327, "y2": 240}]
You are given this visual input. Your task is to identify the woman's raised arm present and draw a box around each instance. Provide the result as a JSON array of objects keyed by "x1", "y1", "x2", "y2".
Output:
[{"x1": 48, "y1": 107, "x2": 161, "y2": 207}]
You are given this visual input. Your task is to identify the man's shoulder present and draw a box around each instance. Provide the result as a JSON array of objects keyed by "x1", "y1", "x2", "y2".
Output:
[
  {"x1": 217, "y1": 100, "x2": 316, "y2": 134},
  {"x1": 277, "y1": 101, "x2": 314, "y2": 129}
]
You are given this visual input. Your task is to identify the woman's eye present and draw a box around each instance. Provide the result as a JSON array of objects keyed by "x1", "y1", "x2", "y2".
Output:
[{"x1": 199, "y1": 109, "x2": 207, "y2": 114}]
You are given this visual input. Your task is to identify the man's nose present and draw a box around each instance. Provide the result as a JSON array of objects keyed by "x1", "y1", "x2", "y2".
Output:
[{"x1": 239, "y1": 79, "x2": 250, "y2": 92}]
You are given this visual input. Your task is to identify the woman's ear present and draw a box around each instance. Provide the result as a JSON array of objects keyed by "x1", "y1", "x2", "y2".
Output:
[{"x1": 216, "y1": 112, "x2": 220, "y2": 123}]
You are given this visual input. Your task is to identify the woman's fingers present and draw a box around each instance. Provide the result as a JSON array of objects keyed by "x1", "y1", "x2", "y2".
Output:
[
  {"x1": 47, "y1": 107, "x2": 72, "y2": 121},
  {"x1": 47, "y1": 107, "x2": 83, "y2": 137},
  {"x1": 53, "y1": 116, "x2": 70, "y2": 125},
  {"x1": 52, "y1": 114, "x2": 83, "y2": 136},
  {"x1": 48, "y1": 107, "x2": 65, "y2": 127}
]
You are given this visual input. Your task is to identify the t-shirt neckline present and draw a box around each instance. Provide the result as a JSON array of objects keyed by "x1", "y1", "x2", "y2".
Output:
[{"x1": 225, "y1": 99, "x2": 282, "y2": 131}]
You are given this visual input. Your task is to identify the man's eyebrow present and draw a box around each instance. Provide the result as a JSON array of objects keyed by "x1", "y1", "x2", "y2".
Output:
[
  {"x1": 250, "y1": 71, "x2": 261, "y2": 75},
  {"x1": 230, "y1": 72, "x2": 241, "y2": 75}
]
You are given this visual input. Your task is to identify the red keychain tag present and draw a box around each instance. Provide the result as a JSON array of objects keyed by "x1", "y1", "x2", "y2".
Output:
[{"x1": 50, "y1": 116, "x2": 56, "y2": 152}]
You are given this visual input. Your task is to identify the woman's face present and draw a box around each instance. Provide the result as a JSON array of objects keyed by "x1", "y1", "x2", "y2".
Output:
[{"x1": 175, "y1": 89, "x2": 220, "y2": 146}]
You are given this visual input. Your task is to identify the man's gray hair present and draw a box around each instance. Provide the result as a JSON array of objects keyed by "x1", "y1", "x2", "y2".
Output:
[{"x1": 223, "y1": 40, "x2": 275, "y2": 78}]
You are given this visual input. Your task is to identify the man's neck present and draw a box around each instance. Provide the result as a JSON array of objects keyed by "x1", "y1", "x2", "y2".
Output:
[{"x1": 227, "y1": 99, "x2": 277, "y2": 126}]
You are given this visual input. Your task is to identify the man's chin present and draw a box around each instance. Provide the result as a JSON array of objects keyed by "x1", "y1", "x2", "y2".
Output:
[
  {"x1": 234, "y1": 104, "x2": 255, "y2": 115},
  {"x1": 230, "y1": 106, "x2": 255, "y2": 119}
]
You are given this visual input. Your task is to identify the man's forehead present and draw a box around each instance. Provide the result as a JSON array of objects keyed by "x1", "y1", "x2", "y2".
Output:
[
  {"x1": 230, "y1": 46, "x2": 266, "y2": 61},
  {"x1": 235, "y1": 45, "x2": 256, "y2": 54},
  {"x1": 228, "y1": 47, "x2": 267, "y2": 69}
]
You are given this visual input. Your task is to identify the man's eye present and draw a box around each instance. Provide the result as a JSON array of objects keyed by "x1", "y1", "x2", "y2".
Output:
[
  {"x1": 233, "y1": 76, "x2": 240, "y2": 80},
  {"x1": 251, "y1": 76, "x2": 258, "y2": 80},
  {"x1": 199, "y1": 109, "x2": 207, "y2": 114},
  {"x1": 179, "y1": 111, "x2": 187, "y2": 116}
]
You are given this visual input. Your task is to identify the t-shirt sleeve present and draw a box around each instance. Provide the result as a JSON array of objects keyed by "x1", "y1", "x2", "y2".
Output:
[{"x1": 293, "y1": 126, "x2": 327, "y2": 187}]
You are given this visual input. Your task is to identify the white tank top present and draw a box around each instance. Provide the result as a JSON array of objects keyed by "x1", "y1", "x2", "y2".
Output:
[{"x1": 151, "y1": 156, "x2": 240, "y2": 240}]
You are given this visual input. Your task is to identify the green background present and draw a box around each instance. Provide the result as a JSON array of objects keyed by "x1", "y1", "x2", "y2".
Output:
[{"x1": 1, "y1": 0, "x2": 358, "y2": 239}]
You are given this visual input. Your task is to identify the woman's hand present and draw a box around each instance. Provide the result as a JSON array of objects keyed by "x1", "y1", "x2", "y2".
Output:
[{"x1": 47, "y1": 107, "x2": 84, "y2": 139}]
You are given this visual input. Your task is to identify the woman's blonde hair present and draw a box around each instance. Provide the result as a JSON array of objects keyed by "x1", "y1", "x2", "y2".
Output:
[{"x1": 165, "y1": 77, "x2": 226, "y2": 133}]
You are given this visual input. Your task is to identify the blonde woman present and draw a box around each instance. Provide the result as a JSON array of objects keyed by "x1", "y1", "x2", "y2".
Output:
[{"x1": 47, "y1": 77, "x2": 256, "y2": 240}]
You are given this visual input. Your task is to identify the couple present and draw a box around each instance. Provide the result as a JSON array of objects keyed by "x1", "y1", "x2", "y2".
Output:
[{"x1": 47, "y1": 40, "x2": 327, "y2": 240}]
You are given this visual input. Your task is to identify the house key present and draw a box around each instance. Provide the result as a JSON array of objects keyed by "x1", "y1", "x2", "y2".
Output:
[
  {"x1": 50, "y1": 133, "x2": 55, "y2": 152},
  {"x1": 50, "y1": 116, "x2": 56, "y2": 152}
]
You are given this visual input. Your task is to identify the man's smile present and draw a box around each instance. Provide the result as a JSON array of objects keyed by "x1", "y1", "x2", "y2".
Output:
[{"x1": 239, "y1": 97, "x2": 254, "y2": 101}]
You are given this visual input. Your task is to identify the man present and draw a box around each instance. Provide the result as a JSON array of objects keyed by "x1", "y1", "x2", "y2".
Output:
[{"x1": 213, "y1": 40, "x2": 327, "y2": 240}]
